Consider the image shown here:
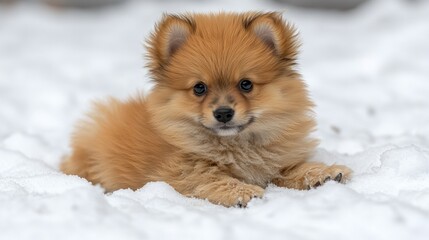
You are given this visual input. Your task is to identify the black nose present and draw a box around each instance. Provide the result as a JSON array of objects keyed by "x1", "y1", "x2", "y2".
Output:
[{"x1": 213, "y1": 107, "x2": 235, "y2": 123}]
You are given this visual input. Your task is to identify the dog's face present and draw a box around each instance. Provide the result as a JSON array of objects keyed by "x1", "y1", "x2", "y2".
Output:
[{"x1": 147, "y1": 13, "x2": 313, "y2": 143}]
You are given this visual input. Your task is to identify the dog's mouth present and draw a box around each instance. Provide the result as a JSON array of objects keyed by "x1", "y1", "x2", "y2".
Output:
[{"x1": 203, "y1": 117, "x2": 255, "y2": 137}]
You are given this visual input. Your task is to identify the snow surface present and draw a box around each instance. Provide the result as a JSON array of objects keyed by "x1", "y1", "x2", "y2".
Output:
[{"x1": 1, "y1": 0, "x2": 429, "y2": 239}]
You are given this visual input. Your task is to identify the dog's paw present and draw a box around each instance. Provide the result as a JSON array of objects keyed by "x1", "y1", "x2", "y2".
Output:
[
  {"x1": 304, "y1": 165, "x2": 352, "y2": 189},
  {"x1": 219, "y1": 183, "x2": 264, "y2": 207}
]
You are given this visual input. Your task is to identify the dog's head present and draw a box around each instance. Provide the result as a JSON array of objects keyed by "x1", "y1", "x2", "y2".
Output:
[{"x1": 146, "y1": 12, "x2": 314, "y2": 145}]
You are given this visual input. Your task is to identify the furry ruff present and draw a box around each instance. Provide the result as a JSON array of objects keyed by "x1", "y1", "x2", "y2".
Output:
[{"x1": 61, "y1": 12, "x2": 352, "y2": 207}]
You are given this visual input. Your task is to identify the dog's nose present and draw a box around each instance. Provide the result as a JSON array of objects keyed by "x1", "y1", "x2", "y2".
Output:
[{"x1": 213, "y1": 107, "x2": 235, "y2": 123}]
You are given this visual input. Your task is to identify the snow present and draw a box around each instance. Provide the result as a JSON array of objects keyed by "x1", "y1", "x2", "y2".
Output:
[{"x1": 1, "y1": 0, "x2": 429, "y2": 239}]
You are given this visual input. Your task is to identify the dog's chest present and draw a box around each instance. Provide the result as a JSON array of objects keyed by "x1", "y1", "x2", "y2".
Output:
[{"x1": 202, "y1": 140, "x2": 284, "y2": 187}]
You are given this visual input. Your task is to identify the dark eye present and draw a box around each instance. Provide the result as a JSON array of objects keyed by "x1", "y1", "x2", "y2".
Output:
[
  {"x1": 239, "y1": 79, "x2": 253, "y2": 92},
  {"x1": 193, "y1": 82, "x2": 207, "y2": 96}
]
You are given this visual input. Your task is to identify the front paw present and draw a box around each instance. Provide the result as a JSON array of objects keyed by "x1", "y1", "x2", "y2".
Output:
[
  {"x1": 214, "y1": 182, "x2": 264, "y2": 207},
  {"x1": 304, "y1": 164, "x2": 352, "y2": 189},
  {"x1": 234, "y1": 184, "x2": 265, "y2": 207}
]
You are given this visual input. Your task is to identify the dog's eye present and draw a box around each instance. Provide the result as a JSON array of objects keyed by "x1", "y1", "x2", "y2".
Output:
[
  {"x1": 193, "y1": 82, "x2": 207, "y2": 96},
  {"x1": 239, "y1": 79, "x2": 253, "y2": 93}
]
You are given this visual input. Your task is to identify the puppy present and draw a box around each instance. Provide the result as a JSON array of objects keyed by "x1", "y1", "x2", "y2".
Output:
[{"x1": 61, "y1": 12, "x2": 351, "y2": 207}]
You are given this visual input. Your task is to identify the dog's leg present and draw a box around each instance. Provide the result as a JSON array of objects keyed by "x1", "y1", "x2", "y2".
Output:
[
  {"x1": 272, "y1": 162, "x2": 352, "y2": 190},
  {"x1": 164, "y1": 159, "x2": 264, "y2": 207}
]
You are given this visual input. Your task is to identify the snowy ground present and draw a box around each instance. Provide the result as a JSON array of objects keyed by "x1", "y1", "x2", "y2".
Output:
[{"x1": 1, "y1": 0, "x2": 429, "y2": 239}]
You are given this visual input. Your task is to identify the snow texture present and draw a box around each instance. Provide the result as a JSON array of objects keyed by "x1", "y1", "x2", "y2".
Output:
[{"x1": 1, "y1": 0, "x2": 429, "y2": 239}]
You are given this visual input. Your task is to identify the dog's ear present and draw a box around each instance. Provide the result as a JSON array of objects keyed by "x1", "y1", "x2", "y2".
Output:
[
  {"x1": 146, "y1": 14, "x2": 195, "y2": 77},
  {"x1": 244, "y1": 12, "x2": 299, "y2": 63}
]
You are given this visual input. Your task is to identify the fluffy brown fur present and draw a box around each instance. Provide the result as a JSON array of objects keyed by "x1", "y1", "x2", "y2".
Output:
[{"x1": 61, "y1": 12, "x2": 351, "y2": 207}]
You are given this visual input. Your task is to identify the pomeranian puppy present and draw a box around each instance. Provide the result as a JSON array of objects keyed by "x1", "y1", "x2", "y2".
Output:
[{"x1": 61, "y1": 12, "x2": 351, "y2": 207}]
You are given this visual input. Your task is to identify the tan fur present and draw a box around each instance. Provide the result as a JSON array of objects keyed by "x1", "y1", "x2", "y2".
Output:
[{"x1": 61, "y1": 12, "x2": 352, "y2": 207}]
